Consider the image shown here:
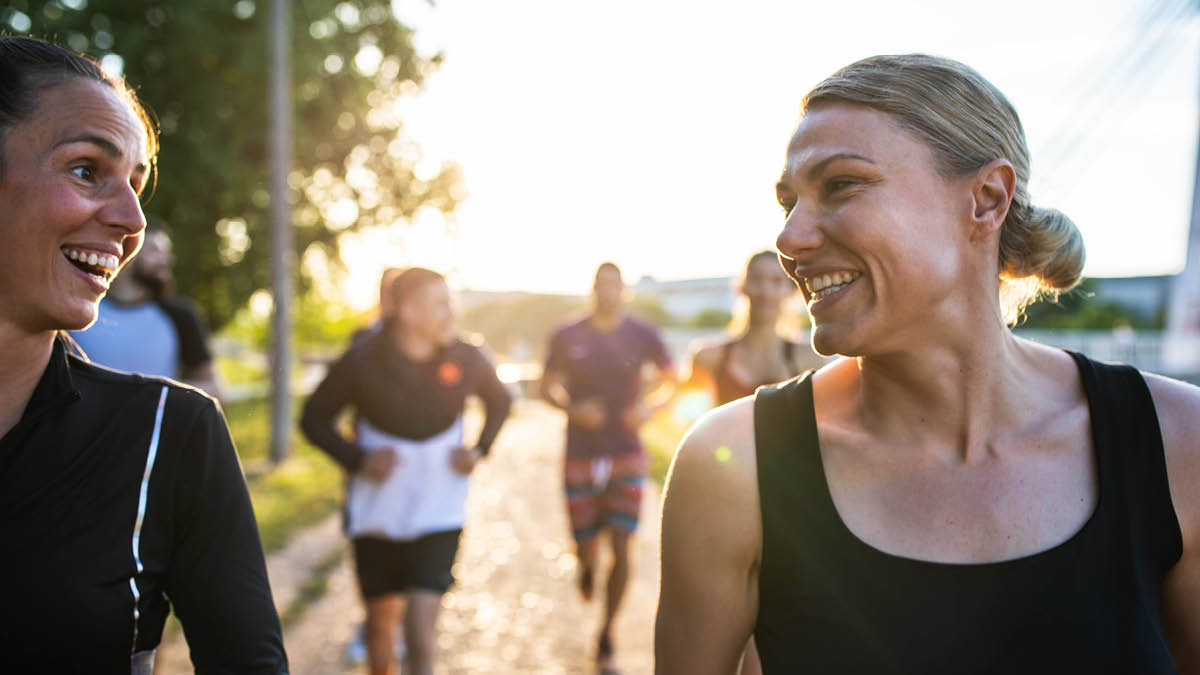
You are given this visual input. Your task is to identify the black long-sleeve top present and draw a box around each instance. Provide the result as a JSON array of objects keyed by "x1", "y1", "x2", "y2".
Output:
[
  {"x1": 300, "y1": 332, "x2": 512, "y2": 471},
  {"x1": 0, "y1": 338, "x2": 287, "y2": 673}
]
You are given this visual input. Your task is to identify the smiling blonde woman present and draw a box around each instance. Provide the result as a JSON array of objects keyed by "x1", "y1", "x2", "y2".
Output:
[{"x1": 656, "y1": 54, "x2": 1200, "y2": 674}]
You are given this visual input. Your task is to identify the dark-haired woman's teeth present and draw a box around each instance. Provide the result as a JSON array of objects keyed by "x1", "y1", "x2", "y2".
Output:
[
  {"x1": 807, "y1": 271, "x2": 861, "y2": 299},
  {"x1": 61, "y1": 247, "x2": 119, "y2": 278}
]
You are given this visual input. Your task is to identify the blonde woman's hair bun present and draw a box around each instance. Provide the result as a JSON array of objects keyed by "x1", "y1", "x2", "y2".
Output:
[
  {"x1": 1000, "y1": 204, "x2": 1085, "y2": 299},
  {"x1": 995, "y1": 205, "x2": 1085, "y2": 323}
]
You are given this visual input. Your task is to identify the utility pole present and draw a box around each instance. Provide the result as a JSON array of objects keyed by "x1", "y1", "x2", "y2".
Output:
[
  {"x1": 268, "y1": 0, "x2": 293, "y2": 463},
  {"x1": 1164, "y1": 32, "x2": 1200, "y2": 376},
  {"x1": 1154, "y1": 0, "x2": 1200, "y2": 376}
]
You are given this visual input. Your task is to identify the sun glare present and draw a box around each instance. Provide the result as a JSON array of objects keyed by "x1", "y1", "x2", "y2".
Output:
[{"x1": 336, "y1": 208, "x2": 463, "y2": 311}]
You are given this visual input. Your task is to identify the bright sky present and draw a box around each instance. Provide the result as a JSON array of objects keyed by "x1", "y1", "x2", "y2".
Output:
[{"x1": 339, "y1": 0, "x2": 1200, "y2": 306}]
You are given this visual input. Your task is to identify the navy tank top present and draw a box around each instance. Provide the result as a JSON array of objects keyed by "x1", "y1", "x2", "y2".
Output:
[{"x1": 753, "y1": 352, "x2": 1183, "y2": 674}]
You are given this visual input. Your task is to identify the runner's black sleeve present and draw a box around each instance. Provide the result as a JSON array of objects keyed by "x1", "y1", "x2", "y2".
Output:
[
  {"x1": 167, "y1": 398, "x2": 288, "y2": 673},
  {"x1": 299, "y1": 348, "x2": 367, "y2": 471},
  {"x1": 468, "y1": 346, "x2": 512, "y2": 455}
]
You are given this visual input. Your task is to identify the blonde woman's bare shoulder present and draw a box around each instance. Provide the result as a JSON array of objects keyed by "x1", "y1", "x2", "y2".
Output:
[
  {"x1": 1142, "y1": 372, "x2": 1200, "y2": 461},
  {"x1": 661, "y1": 396, "x2": 761, "y2": 583},
  {"x1": 1142, "y1": 373, "x2": 1200, "y2": 519},
  {"x1": 658, "y1": 397, "x2": 763, "y2": 673},
  {"x1": 1143, "y1": 371, "x2": 1200, "y2": 668},
  {"x1": 1142, "y1": 371, "x2": 1200, "y2": 428},
  {"x1": 666, "y1": 396, "x2": 758, "y2": 506}
]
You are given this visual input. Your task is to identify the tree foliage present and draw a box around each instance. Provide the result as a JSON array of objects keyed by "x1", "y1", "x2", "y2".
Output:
[
  {"x1": 6, "y1": 0, "x2": 462, "y2": 329},
  {"x1": 687, "y1": 308, "x2": 732, "y2": 329},
  {"x1": 1019, "y1": 278, "x2": 1161, "y2": 331},
  {"x1": 627, "y1": 295, "x2": 673, "y2": 328},
  {"x1": 221, "y1": 288, "x2": 371, "y2": 355}
]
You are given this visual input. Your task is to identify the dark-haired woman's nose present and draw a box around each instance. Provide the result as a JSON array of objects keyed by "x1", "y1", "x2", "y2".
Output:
[{"x1": 101, "y1": 181, "x2": 147, "y2": 236}]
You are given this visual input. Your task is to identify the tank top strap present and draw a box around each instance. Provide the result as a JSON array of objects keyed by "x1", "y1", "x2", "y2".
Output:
[
  {"x1": 753, "y1": 373, "x2": 832, "y2": 559},
  {"x1": 754, "y1": 373, "x2": 818, "y2": 480},
  {"x1": 1067, "y1": 351, "x2": 1183, "y2": 598}
]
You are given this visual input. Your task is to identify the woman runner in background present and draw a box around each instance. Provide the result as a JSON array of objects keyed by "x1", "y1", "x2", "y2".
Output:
[
  {"x1": 0, "y1": 36, "x2": 286, "y2": 673},
  {"x1": 301, "y1": 267, "x2": 512, "y2": 675},
  {"x1": 657, "y1": 54, "x2": 1200, "y2": 673},
  {"x1": 688, "y1": 250, "x2": 824, "y2": 406}
]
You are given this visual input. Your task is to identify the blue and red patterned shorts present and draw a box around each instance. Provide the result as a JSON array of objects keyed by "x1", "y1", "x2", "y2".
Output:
[{"x1": 564, "y1": 451, "x2": 646, "y2": 543}]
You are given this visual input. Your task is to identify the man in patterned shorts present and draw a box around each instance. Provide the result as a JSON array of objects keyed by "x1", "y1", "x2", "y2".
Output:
[{"x1": 540, "y1": 262, "x2": 674, "y2": 674}]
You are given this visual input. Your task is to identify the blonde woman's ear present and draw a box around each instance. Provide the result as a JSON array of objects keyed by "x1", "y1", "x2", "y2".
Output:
[{"x1": 968, "y1": 159, "x2": 1016, "y2": 241}]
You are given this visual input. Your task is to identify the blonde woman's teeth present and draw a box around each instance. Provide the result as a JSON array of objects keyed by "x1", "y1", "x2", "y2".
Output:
[{"x1": 806, "y1": 271, "x2": 861, "y2": 299}]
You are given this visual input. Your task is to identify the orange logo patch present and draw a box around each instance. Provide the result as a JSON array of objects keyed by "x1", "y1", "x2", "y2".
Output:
[{"x1": 438, "y1": 361, "x2": 462, "y2": 386}]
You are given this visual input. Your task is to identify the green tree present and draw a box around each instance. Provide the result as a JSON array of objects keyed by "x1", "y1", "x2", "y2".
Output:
[
  {"x1": 628, "y1": 295, "x2": 673, "y2": 328},
  {"x1": 687, "y1": 308, "x2": 732, "y2": 329},
  {"x1": 1019, "y1": 278, "x2": 1154, "y2": 330},
  {"x1": 7, "y1": 0, "x2": 462, "y2": 329},
  {"x1": 222, "y1": 287, "x2": 371, "y2": 355}
]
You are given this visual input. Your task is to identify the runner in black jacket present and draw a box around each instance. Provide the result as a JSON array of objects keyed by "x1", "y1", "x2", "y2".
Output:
[{"x1": 301, "y1": 267, "x2": 511, "y2": 675}]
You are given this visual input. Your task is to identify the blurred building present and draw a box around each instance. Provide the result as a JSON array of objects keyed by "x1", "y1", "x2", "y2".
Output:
[
  {"x1": 1090, "y1": 275, "x2": 1174, "y2": 323},
  {"x1": 633, "y1": 275, "x2": 736, "y2": 318},
  {"x1": 456, "y1": 288, "x2": 583, "y2": 311}
]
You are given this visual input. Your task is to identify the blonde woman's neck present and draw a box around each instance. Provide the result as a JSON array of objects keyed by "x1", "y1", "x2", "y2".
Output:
[{"x1": 849, "y1": 312, "x2": 1043, "y2": 463}]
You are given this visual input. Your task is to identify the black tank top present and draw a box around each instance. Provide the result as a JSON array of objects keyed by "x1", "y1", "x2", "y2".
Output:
[{"x1": 753, "y1": 352, "x2": 1183, "y2": 674}]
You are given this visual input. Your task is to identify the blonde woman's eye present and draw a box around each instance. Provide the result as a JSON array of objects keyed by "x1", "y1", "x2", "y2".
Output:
[{"x1": 826, "y1": 178, "x2": 856, "y2": 194}]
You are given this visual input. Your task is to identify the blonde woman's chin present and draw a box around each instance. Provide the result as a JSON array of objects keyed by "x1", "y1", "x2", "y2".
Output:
[{"x1": 810, "y1": 324, "x2": 861, "y2": 359}]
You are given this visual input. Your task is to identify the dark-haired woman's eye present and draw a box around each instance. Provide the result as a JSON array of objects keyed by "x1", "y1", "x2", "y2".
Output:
[
  {"x1": 70, "y1": 165, "x2": 96, "y2": 182},
  {"x1": 779, "y1": 200, "x2": 795, "y2": 216}
]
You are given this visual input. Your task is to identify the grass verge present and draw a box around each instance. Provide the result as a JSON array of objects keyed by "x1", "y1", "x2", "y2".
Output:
[
  {"x1": 278, "y1": 548, "x2": 346, "y2": 628},
  {"x1": 222, "y1": 396, "x2": 343, "y2": 554},
  {"x1": 641, "y1": 411, "x2": 690, "y2": 485}
]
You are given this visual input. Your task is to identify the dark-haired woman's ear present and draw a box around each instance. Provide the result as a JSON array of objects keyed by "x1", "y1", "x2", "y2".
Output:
[{"x1": 968, "y1": 158, "x2": 1016, "y2": 241}]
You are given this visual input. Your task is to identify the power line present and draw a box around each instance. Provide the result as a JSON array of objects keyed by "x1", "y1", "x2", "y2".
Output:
[{"x1": 1037, "y1": 0, "x2": 1197, "y2": 196}]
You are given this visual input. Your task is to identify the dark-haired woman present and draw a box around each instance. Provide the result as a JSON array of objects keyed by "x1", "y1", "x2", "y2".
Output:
[
  {"x1": 657, "y1": 54, "x2": 1200, "y2": 673},
  {"x1": 0, "y1": 36, "x2": 286, "y2": 673},
  {"x1": 301, "y1": 267, "x2": 512, "y2": 675}
]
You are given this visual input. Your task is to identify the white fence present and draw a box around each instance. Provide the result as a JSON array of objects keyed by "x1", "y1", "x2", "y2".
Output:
[
  {"x1": 1014, "y1": 329, "x2": 1167, "y2": 372},
  {"x1": 672, "y1": 328, "x2": 1197, "y2": 381},
  {"x1": 664, "y1": 328, "x2": 1186, "y2": 376}
]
